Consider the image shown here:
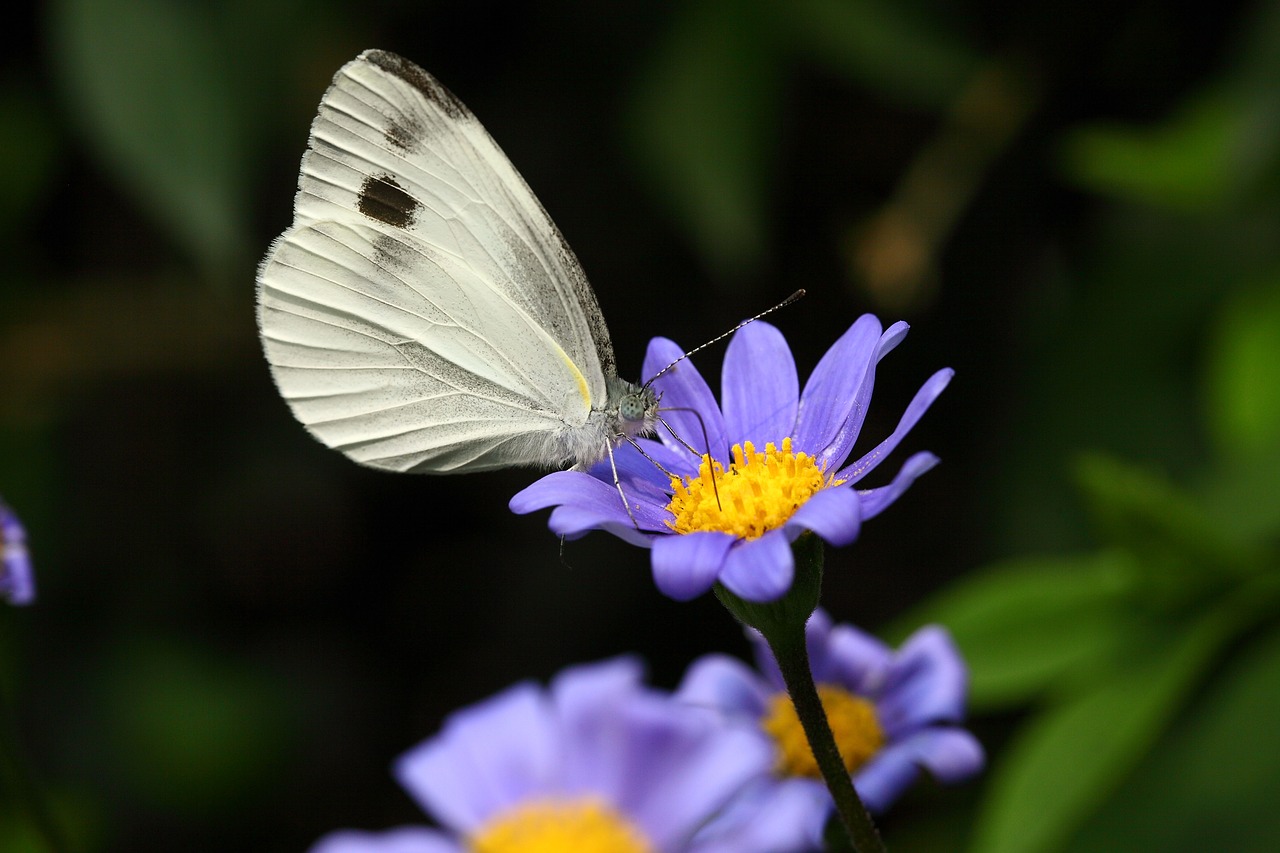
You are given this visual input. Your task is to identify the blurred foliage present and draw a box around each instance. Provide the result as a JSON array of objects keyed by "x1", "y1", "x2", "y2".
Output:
[
  {"x1": 3, "y1": 0, "x2": 1280, "y2": 851},
  {"x1": 902, "y1": 450, "x2": 1280, "y2": 852},
  {"x1": 628, "y1": 0, "x2": 978, "y2": 279}
]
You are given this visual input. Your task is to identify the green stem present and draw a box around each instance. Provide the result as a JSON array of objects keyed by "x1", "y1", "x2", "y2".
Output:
[{"x1": 715, "y1": 534, "x2": 887, "y2": 853}]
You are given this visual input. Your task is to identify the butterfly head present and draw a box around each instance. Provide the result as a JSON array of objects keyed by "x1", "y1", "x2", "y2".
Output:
[{"x1": 609, "y1": 377, "x2": 659, "y2": 440}]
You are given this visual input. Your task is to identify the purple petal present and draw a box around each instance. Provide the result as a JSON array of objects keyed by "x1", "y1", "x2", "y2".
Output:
[
  {"x1": 676, "y1": 654, "x2": 773, "y2": 719},
  {"x1": 554, "y1": 667, "x2": 773, "y2": 849},
  {"x1": 795, "y1": 609, "x2": 836, "y2": 684},
  {"x1": 643, "y1": 337, "x2": 728, "y2": 464},
  {"x1": 822, "y1": 320, "x2": 912, "y2": 473},
  {"x1": 1, "y1": 501, "x2": 34, "y2": 606},
  {"x1": 632, "y1": 436, "x2": 703, "y2": 480},
  {"x1": 909, "y1": 728, "x2": 985, "y2": 782},
  {"x1": 720, "y1": 322, "x2": 799, "y2": 449},
  {"x1": 652, "y1": 532, "x2": 735, "y2": 600},
  {"x1": 547, "y1": 506, "x2": 659, "y2": 547},
  {"x1": 509, "y1": 470, "x2": 608, "y2": 514},
  {"x1": 510, "y1": 470, "x2": 669, "y2": 538},
  {"x1": 839, "y1": 367, "x2": 953, "y2": 483},
  {"x1": 550, "y1": 658, "x2": 651, "y2": 805},
  {"x1": 854, "y1": 451, "x2": 940, "y2": 520},
  {"x1": 818, "y1": 623, "x2": 892, "y2": 695},
  {"x1": 784, "y1": 486, "x2": 861, "y2": 547},
  {"x1": 394, "y1": 683, "x2": 558, "y2": 832},
  {"x1": 551, "y1": 657, "x2": 648, "y2": 731},
  {"x1": 876, "y1": 626, "x2": 970, "y2": 736},
  {"x1": 690, "y1": 777, "x2": 830, "y2": 853},
  {"x1": 793, "y1": 315, "x2": 882, "y2": 468},
  {"x1": 584, "y1": 445, "x2": 672, "y2": 499},
  {"x1": 876, "y1": 321, "x2": 910, "y2": 361},
  {"x1": 747, "y1": 631, "x2": 784, "y2": 693},
  {"x1": 855, "y1": 728, "x2": 985, "y2": 813},
  {"x1": 588, "y1": 438, "x2": 695, "y2": 493},
  {"x1": 619, "y1": 707, "x2": 774, "y2": 850},
  {"x1": 718, "y1": 531, "x2": 795, "y2": 602},
  {"x1": 743, "y1": 608, "x2": 841, "y2": 690},
  {"x1": 308, "y1": 828, "x2": 459, "y2": 853}
]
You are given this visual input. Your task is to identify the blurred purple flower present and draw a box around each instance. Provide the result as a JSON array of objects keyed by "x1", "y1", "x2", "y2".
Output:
[
  {"x1": 676, "y1": 611, "x2": 984, "y2": 850},
  {"x1": 512, "y1": 316, "x2": 952, "y2": 602},
  {"x1": 309, "y1": 658, "x2": 777, "y2": 853},
  {"x1": 1, "y1": 498, "x2": 34, "y2": 605}
]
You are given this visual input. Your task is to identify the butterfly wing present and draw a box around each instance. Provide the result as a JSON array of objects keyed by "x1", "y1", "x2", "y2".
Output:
[{"x1": 258, "y1": 50, "x2": 616, "y2": 472}]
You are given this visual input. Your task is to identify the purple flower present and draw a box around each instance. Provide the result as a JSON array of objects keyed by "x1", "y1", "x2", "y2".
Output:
[
  {"x1": 677, "y1": 611, "x2": 985, "y2": 850},
  {"x1": 511, "y1": 315, "x2": 952, "y2": 602},
  {"x1": 309, "y1": 658, "x2": 777, "y2": 853},
  {"x1": 1, "y1": 499, "x2": 34, "y2": 606}
]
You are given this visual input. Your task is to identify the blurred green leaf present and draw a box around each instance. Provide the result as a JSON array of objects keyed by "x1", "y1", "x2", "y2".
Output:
[
  {"x1": 1074, "y1": 454, "x2": 1259, "y2": 601},
  {"x1": 0, "y1": 815, "x2": 47, "y2": 853},
  {"x1": 1203, "y1": 280, "x2": 1280, "y2": 461},
  {"x1": 101, "y1": 637, "x2": 292, "y2": 816},
  {"x1": 1070, "y1": 623, "x2": 1280, "y2": 852},
  {"x1": 1061, "y1": 91, "x2": 1241, "y2": 213},
  {"x1": 1198, "y1": 447, "x2": 1280, "y2": 544},
  {"x1": 788, "y1": 0, "x2": 978, "y2": 108},
  {"x1": 0, "y1": 85, "x2": 60, "y2": 241},
  {"x1": 49, "y1": 0, "x2": 250, "y2": 280},
  {"x1": 0, "y1": 786, "x2": 99, "y2": 853},
  {"x1": 969, "y1": 603, "x2": 1241, "y2": 853},
  {"x1": 895, "y1": 552, "x2": 1135, "y2": 710},
  {"x1": 627, "y1": 0, "x2": 783, "y2": 278}
]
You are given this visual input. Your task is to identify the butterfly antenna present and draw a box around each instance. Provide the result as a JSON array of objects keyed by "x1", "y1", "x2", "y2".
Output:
[
  {"x1": 657, "y1": 408, "x2": 722, "y2": 511},
  {"x1": 641, "y1": 289, "x2": 806, "y2": 392}
]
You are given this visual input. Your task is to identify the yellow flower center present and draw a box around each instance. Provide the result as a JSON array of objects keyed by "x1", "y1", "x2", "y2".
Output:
[
  {"x1": 761, "y1": 685, "x2": 885, "y2": 779},
  {"x1": 468, "y1": 797, "x2": 653, "y2": 853},
  {"x1": 666, "y1": 438, "x2": 843, "y2": 539}
]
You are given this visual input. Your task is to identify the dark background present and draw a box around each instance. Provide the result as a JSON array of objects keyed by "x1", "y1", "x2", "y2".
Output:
[{"x1": 3, "y1": 0, "x2": 1279, "y2": 851}]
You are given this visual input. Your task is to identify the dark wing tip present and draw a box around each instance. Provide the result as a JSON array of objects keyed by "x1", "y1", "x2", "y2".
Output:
[{"x1": 357, "y1": 49, "x2": 467, "y2": 120}]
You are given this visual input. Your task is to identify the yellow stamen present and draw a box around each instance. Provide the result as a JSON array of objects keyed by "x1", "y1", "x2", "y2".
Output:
[
  {"x1": 761, "y1": 685, "x2": 885, "y2": 779},
  {"x1": 665, "y1": 438, "x2": 843, "y2": 539},
  {"x1": 468, "y1": 797, "x2": 652, "y2": 853}
]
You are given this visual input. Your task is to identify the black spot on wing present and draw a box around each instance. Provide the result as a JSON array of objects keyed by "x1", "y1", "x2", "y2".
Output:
[
  {"x1": 357, "y1": 175, "x2": 418, "y2": 228},
  {"x1": 362, "y1": 49, "x2": 467, "y2": 121}
]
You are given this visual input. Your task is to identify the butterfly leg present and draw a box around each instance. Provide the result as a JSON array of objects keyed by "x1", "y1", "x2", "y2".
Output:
[{"x1": 605, "y1": 440, "x2": 640, "y2": 530}]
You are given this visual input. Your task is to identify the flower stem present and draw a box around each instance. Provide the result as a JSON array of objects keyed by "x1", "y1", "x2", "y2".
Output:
[{"x1": 715, "y1": 534, "x2": 886, "y2": 853}]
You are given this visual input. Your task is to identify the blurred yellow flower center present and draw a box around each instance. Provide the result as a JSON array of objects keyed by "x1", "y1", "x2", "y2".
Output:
[
  {"x1": 762, "y1": 685, "x2": 884, "y2": 778},
  {"x1": 468, "y1": 797, "x2": 652, "y2": 853},
  {"x1": 666, "y1": 438, "x2": 843, "y2": 539}
]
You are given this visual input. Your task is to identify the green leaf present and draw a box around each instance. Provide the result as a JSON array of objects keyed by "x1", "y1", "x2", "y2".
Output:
[
  {"x1": 1074, "y1": 454, "x2": 1258, "y2": 600},
  {"x1": 1203, "y1": 280, "x2": 1280, "y2": 462},
  {"x1": 788, "y1": 0, "x2": 979, "y2": 108},
  {"x1": 1060, "y1": 90, "x2": 1241, "y2": 213},
  {"x1": 1070, "y1": 623, "x2": 1280, "y2": 852},
  {"x1": 49, "y1": 0, "x2": 250, "y2": 279},
  {"x1": 894, "y1": 553, "x2": 1135, "y2": 710},
  {"x1": 99, "y1": 636, "x2": 293, "y2": 815},
  {"x1": 627, "y1": 0, "x2": 783, "y2": 278},
  {"x1": 0, "y1": 85, "x2": 60, "y2": 240},
  {"x1": 0, "y1": 817, "x2": 43, "y2": 853},
  {"x1": 1198, "y1": 447, "x2": 1280, "y2": 543},
  {"x1": 968, "y1": 604, "x2": 1241, "y2": 853}
]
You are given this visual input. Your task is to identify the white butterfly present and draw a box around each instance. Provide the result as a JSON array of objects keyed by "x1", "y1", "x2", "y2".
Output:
[{"x1": 256, "y1": 50, "x2": 660, "y2": 474}]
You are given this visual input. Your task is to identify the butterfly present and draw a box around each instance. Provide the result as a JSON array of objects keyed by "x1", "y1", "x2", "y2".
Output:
[{"x1": 257, "y1": 50, "x2": 659, "y2": 474}]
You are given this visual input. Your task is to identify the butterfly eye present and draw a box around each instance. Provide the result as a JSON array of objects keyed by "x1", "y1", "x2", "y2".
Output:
[{"x1": 619, "y1": 393, "x2": 648, "y2": 424}]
